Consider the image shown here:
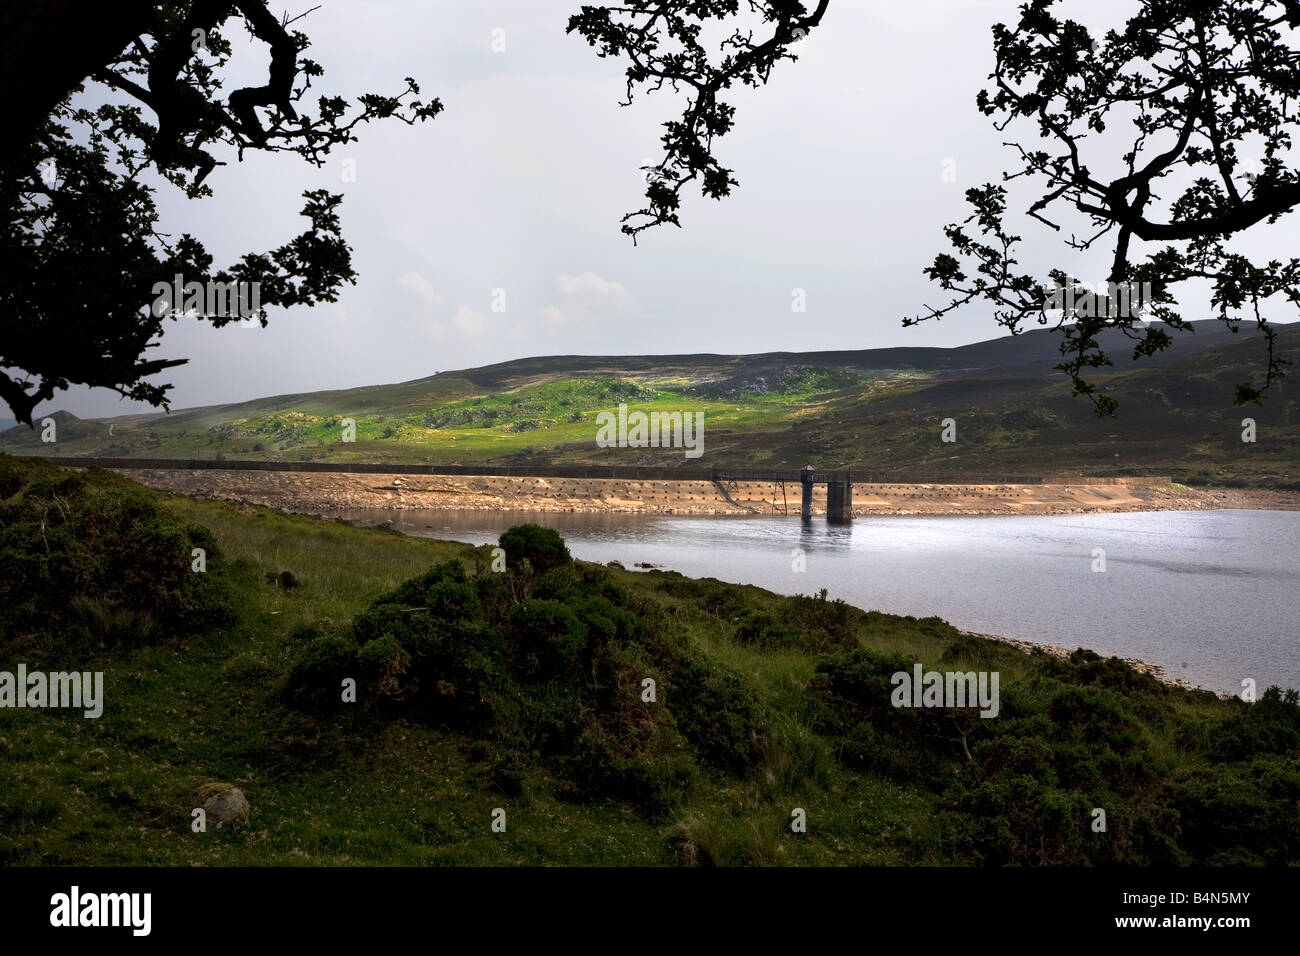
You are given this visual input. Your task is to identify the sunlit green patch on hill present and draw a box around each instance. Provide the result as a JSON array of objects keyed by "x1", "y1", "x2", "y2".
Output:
[
  {"x1": 3, "y1": 324, "x2": 1298, "y2": 484},
  {"x1": 147, "y1": 372, "x2": 898, "y2": 464}
]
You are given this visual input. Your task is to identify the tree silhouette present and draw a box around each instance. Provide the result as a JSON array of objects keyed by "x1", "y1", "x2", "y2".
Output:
[
  {"x1": 574, "y1": 1, "x2": 1300, "y2": 411},
  {"x1": 1, "y1": 1, "x2": 440, "y2": 424},
  {"x1": 10, "y1": 0, "x2": 1299, "y2": 424},
  {"x1": 568, "y1": 0, "x2": 830, "y2": 241},
  {"x1": 909, "y1": 0, "x2": 1300, "y2": 414}
]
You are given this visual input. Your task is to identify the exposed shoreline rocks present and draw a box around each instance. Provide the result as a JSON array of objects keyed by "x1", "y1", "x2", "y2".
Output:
[
  {"x1": 107, "y1": 468, "x2": 1300, "y2": 519},
  {"x1": 960, "y1": 630, "x2": 1209, "y2": 695}
]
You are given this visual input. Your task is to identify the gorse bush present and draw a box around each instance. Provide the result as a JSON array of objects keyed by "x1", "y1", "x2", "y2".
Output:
[
  {"x1": 1165, "y1": 755, "x2": 1300, "y2": 865},
  {"x1": 1208, "y1": 686, "x2": 1300, "y2": 759},
  {"x1": 650, "y1": 571, "x2": 755, "y2": 619},
  {"x1": 285, "y1": 524, "x2": 767, "y2": 815},
  {"x1": 733, "y1": 608, "x2": 800, "y2": 650},
  {"x1": 808, "y1": 647, "x2": 955, "y2": 789},
  {"x1": 794, "y1": 609, "x2": 1300, "y2": 866},
  {"x1": 940, "y1": 677, "x2": 1300, "y2": 865},
  {"x1": 497, "y1": 523, "x2": 570, "y2": 573},
  {"x1": 0, "y1": 456, "x2": 234, "y2": 658}
]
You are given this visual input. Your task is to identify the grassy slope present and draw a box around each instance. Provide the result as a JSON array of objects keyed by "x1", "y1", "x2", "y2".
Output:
[
  {"x1": 4, "y1": 323, "x2": 1298, "y2": 484},
  {"x1": 0, "y1": 474, "x2": 1267, "y2": 867}
]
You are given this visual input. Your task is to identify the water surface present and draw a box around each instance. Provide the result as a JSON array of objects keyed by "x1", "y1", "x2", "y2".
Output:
[{"x1": 337, "y1": 507, "x2": 1300, "y2": 696}]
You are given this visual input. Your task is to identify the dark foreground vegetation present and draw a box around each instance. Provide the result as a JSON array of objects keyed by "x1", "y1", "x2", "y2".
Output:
[{"x1": 1, "y1": 456, "x2": 1296, "y2": 865}]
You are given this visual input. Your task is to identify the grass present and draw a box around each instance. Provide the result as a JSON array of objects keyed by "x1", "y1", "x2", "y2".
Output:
[
  {"x1": 5, "y1": 324, "x2": 1300, "y2": 486},
  {"x1": 0, "y1": 491, "x2": 951, "y2": 865},
  {"x1": 1, "y1": 461, "x2": 1297, "y2": 866},
  {"x1": 6, "y1": 336, "x2": 1300, "y2": 487}
]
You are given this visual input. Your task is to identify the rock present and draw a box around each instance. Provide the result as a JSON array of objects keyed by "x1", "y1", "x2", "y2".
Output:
[
  {"x1": 606, "y1": 560, "x2": 625, "y2": 569},
  {"x1": 195, "y1": 783, "x2": 249, "y2": 827}
]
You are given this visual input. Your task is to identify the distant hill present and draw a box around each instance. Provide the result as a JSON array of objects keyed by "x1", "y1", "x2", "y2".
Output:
[{"x1": 4, "y1": 321, "x2": 1298, "y2": 486}]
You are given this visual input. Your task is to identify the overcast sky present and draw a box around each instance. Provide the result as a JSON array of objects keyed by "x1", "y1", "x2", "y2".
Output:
[{"x1": 35, "y1": 0, "x2": 1300, "y2": 419}]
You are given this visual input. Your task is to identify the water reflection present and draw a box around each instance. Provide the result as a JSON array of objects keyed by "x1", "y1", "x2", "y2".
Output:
[{"x1": 334, "y1": 506, "x2": 1300, "y2": 695}]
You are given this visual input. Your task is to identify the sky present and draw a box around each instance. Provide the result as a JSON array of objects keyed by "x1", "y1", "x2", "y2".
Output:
[{"x1": 30, "y1": 0, "x2": 1300, "y2": 419}]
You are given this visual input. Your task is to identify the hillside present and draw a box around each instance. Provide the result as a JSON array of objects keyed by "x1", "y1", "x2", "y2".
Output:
[
  {"x1": 2, "y1": 458, "x2": 1297, "y2": 866},
  {"x1": 4, "y1": 321, "x2": 1298, "y2": 486}
]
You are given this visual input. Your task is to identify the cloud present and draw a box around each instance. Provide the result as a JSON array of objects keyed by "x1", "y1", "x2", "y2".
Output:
[
  {"x1": 540, "y1": 272, "x2": 634, "y2": 325},
  {"x1": 397, "y1": 271, "x2": 443, "y2": 311},
  {"x1": 420, "y1": 304, "x2": 489, "y2": 344},
  {"x1": 449, "y1": 305, "x2": 485, "y2": 334}
]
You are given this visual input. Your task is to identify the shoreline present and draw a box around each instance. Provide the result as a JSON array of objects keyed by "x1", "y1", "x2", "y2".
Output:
[
  {"x1": 959, "y1": 630, "x2": 1211, "y2": 695},
  {"x1": 111, "y1": 467, "x2": 1300, "y2": 519},
  {"x1": 110, "y1": 464, "x2": 1238, "y2": 696},
  {"x1": 96, "y1": 465, "x2": 1278, "y2": 697}
]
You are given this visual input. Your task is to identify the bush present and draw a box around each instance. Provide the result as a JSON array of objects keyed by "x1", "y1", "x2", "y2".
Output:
[
  {"x1": 1207, "y1": 687, "x2": 1300, "y2": 760},
  {"x1": 668, "y1": 650, "x2": 765, "y2": 774},
  {"x1": 569, "y1": 721, "x2": 696, "y2": 816},
  {"x1": 809, "y1": 647, "x2": 955, "y2": 788},
  {"x1": 498, "y1": 524, "x2": 570, "y2": 574},
  {"x1": 651, "y1": 572, "x2": 754, "y2": 619},
  {"x1": 0, "y1": 459, "x2": 235, "y2": 658},
  {"x1": 285, "y1": 636, "x2": 358, "y2": 712},
  {"x1": 943, "y1": 773, "x2": 1094, "y2": 866},
  {"x1": 732, "y1": 609, "x2": 801, "y2": 650},
  {"x1": 1166, "y1": 755, "x2": 1300, "y2": 865},
  {"x1": 511, "y1": 599, "x2": 588, "y2": 677},
  {"x1": 283, "y1": 527, "x2": 771, "y2": 817},
  {"x1": 1050, "y1": 648, "x2": 1166, "y2": 696},
  {"x1": 783, "y1": 592, "x2": 859, "y2": 650},
  {"x1": 357, "y1": 634, "x2": 410, "y2": 701}
]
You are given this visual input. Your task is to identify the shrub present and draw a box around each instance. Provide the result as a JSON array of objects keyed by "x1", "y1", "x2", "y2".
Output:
[
  {"x1": 1050, "y1": 648, "x2": 1166, "y2": 696},
  {"x1": 0, "y1": 460, "x2": 234, "y2": 658},
  {"x1": 783, "y1": 592, "x2": 859, "y2": 650},
  {"x1": 357, "y1": 634, "x2": 410, "y2": 701},
  {"x1": 943, "y1": 773, "x2": 1094, "y2": 866},
  {"x1": 1165, "y1": 755, "x2": 1300, "y2": 865},
  {"x1": 1207, "y1": 687, "x2": 1300, "y2": 760},
  {"x1": 569, "y1": 721, "x2": 696, "y2": 816},
  {"x1": 732, "y1": 608, "x2": 801, "y2": 650},
  {"x1": 511, "y1": 599, "x2": 588, "y2": 677},
  {"x1": 809, "y1": 647, "x2": 957, "y2": 787},
  {"x1": 283, "y1": 527, "x2": 772, "y2": 817},
  {"x1": 668, "y1": 650, "x2": 765, "y2": 774},
  {"x1": 285, "y1": 636, "x2": 358, "y2": 712},
  {"x1": 651, "y1": 572, "x2": 754, "y2": 619},
  {"x1": 498, "y1": 524, "x2": 570, "y2": 574}
]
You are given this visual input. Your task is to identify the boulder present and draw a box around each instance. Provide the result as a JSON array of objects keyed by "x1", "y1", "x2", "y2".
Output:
[{"x1": 195, "y1": 783, "x2": 249, "y2": 827}]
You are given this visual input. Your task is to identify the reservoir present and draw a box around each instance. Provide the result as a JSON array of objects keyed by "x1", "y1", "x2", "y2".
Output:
[{"x1": 337, "y1": 507, "x2": 1300, "y2": 697}]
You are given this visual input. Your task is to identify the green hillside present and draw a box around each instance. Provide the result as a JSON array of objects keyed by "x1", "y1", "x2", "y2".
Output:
[
  {"x1": 5, "y1": 322, "x2": 1298, "y2": 486},
  {"x1": 2, "y1": 459, "x2": 1297, "y2": 866}
]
